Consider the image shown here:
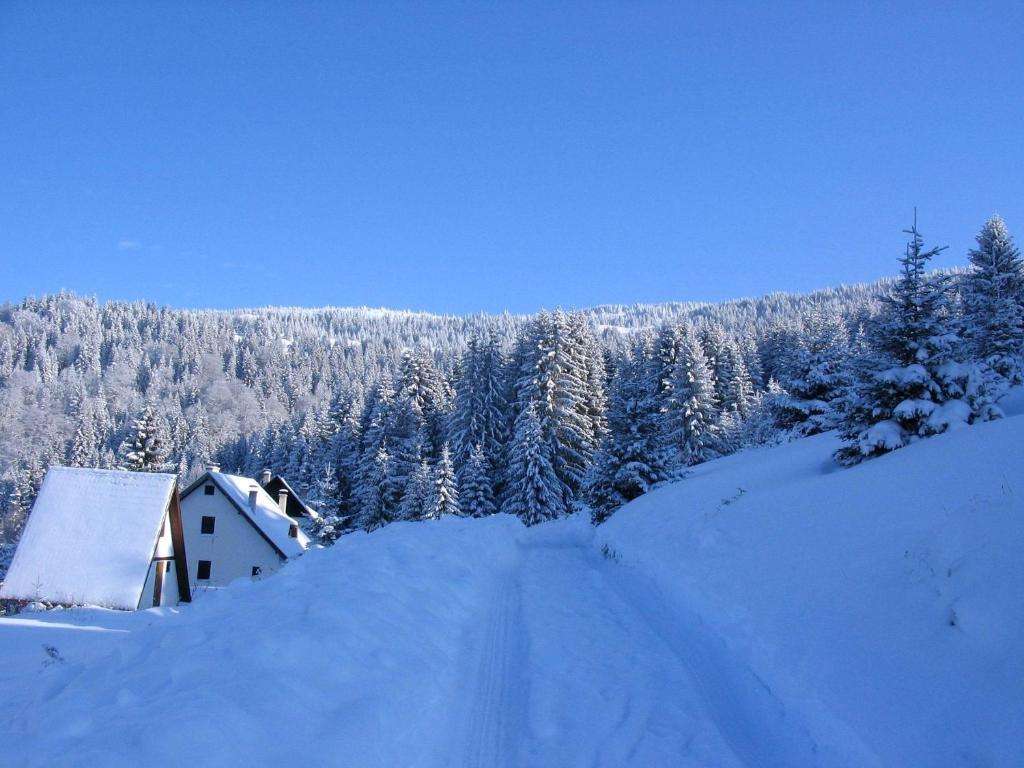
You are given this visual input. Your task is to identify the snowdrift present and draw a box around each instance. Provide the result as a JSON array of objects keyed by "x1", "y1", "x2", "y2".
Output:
[
  {"x1": 598, "y1": 414, "x2": 1024, "y2": 766},
  {"x1": 1, "y1": 408, "x2": 1022, "y2": 766}
]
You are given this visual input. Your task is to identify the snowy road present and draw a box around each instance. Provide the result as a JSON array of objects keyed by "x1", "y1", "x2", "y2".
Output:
[
  {"x1": 451, "y1": 532, "x2": 822, "y2": 768},
  {"x1": 0, "y1": 516, "x2": 865, "y2": 767}
]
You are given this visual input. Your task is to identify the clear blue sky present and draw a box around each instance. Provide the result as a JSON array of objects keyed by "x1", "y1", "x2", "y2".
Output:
[{"x1": 1, "y1": 2, "x2": 1022, "y2": 314}]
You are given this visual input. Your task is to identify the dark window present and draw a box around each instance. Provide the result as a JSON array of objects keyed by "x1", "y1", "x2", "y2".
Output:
[
  {"x1": 251, "y1": 566, "x2": 262, "y2": 577},
  {"x1": 204, "y1": 484, "x2": 215, "y2": 496},
  {"x1": 197, "y1": 560, "x2": 212, "y2": 580},
  {"x1": 201, "y1": 516, "x2": 216, "y2": 534},
  {"x1": 166, "y1": 561, "x2": 171, "y2": 573},
  {"x1": 288, "y1": 524, "x2": 298, "y2": 539}
]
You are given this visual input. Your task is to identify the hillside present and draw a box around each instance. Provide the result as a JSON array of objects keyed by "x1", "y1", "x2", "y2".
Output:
[{"x1": 1, "y1": 400, "x2": 1022, "y2": 766}]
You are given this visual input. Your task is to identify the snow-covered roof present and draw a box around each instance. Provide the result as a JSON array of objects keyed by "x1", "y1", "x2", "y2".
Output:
[
  {"x1": 199, "y1": 472, "x2": 310, "y2": 558},
  {"x1": 264, "y1": 475, "x2": 319, "y2": 520},
  {"x1": 0, "y1": 468, "x2": 177, "y2": 610}
]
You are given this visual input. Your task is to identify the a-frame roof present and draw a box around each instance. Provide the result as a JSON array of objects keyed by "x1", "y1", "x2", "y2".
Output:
[
  {"x1": 181, "y1": 471, "x2": 309, "y2": 558},
  {"x1": 0, "y1": 467, "x2": 178, "y2": 610}
]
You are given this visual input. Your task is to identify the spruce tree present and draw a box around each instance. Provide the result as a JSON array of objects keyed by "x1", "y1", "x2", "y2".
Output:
[
  {"x1": 431, "y1": 443, "x2": 460, "y2": 518},
  {"x1": 357, "y1": 443, "x2": 396, "y2": 530},
  {"x1": 587, "y1": 339, "x2": 667, "y2": 523},
  {"x1": 837, "y1": 218, "x2": 986, "y2": 464},
  {"x1": 500, "y1": 404, "x2": 563, "y2": 525},
  {"x1": 398, "y1": 460, "x2": 434, "y2": 521},
  {"x1": 772, "y1": 305, "x2": 850, "y2": 436},
  {"x1": 961, "y1": 215, "x2": 1024, "y2": 383},
  {"x1": 661, "y1": 331, "x2": 719, "y2": 470},
  {"x1": 119, "y1": 402, "x2": 172, "y2": 472},
  {"x1": 459, "y1": 443, "x2": 496, "y2": 518}
]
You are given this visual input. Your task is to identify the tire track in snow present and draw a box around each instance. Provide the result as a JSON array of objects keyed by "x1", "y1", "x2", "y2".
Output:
[
  {"x1": 458, "y1": 566, "x2": 526, "y2": 768},
  {"x1": 602, "y1": 560, "x2": 876, "y2": 768}
]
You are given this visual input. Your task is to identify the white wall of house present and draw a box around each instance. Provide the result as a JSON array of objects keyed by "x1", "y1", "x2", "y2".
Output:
[
  {"x1": 180, "y1": 482, "x2": 286, "y2": 589},
  {"x1": 139, "y1": 510, "x2": 182, "y2": 608}
]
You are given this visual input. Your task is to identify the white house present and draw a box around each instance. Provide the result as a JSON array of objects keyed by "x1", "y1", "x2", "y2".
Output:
[
  {"x1": 178, "y1": 467, "x2": 310, "y2": 590},
  {"x1": 0, "y1": 467, "x2": 190, "y2": 610}
]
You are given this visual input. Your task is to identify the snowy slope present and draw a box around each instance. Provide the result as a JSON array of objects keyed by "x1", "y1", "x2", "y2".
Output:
[
  {"x1": 1, "y1": 413, "x2": 1022, "y2": 766},
  {"x1": 598, "y1": 413, "x2": 1024, "y2": 767}
]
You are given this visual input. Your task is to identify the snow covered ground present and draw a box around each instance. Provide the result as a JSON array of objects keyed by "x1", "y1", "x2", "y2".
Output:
[{"x1": 2, "y1": 407, "x2": 1023, "y2": 766}]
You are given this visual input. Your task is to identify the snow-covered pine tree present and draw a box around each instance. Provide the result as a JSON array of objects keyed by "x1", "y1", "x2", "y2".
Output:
[
  {"x1": 431, "y1": 443, "x2": 460, "y2": 518},
  {"x1": 322, "y1": 390, "x2": 363, "y2": 533},
  {"x1": 449, "y1": 332, "x2": 509, "y2": 477},
  {"x1": 397, "y1": 348, "x2": 453, "y2": 458},
  {"x1": 119, "y1": 401, "x2": 173, "y2": 472},
  {"x1": 772, "y1": 305, "x2": 850, "y2": 437},
  {"x1": 356, "y1": 443, "x2": 395, "y2": 531},
  {"x1": 960, "y1": 215, "x2": 1024, "y2": 383},
  {"x1": 68, "y1": 397, "x2": 103, "y2": 468},
  {"x1": 387, "y1": 392, "x2": 429, "y2": 502},
  {"x1": 660, "y1": 329, "x2": 719, "y2": 471},
  {"x1": 717, "y1": 338, "x2": 755, "y2": 420},
  {"x1": 500, "y1": 403, "x2": 564, "y2": 525},
  {"x1": 587, "y1": 336, "x2": 667, "y2": 523},
  {"x1": 836, "y1": 218, "x2": 988, "y2": 464},
  {"x1": 398, "y1": 460, "x2": 434, "y2": 521},
  {"x1": 308, "y1": 461, "x2": 343, "y2": 542},
  {"x1": 458, "y1": 442, "x2": 496, "y2": 518},
  {"x1": 509, "y1": 311, "x2": 600, "y2": 513}
]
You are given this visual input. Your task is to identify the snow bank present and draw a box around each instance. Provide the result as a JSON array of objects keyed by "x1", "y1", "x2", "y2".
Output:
[
  {"x1": 0, "y1": 515, "x2": 523, "y2": 766},
  {"x1": 599, "y1": 416, "x2": 1024, "y2": 766}
]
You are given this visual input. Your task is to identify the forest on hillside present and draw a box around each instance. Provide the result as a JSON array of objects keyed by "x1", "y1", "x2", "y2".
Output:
[{"x1": 0, "y1": 216, "x2": 1020, "y2": 559}]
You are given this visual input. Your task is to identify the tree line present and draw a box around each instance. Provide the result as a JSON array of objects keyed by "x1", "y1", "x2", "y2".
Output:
[{"x1": 0, "y1": 215, "x2": 1020, "y2": 556}]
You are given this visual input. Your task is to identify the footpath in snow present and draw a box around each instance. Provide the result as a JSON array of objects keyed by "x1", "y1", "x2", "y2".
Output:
[{"x1": 2, "y1": 405, "x2": 1023, "y2": 766}]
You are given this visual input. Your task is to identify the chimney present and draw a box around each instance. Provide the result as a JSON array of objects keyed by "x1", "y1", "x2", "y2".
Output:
[
  {"x1": 260, "y1": 469, "x2": 272, "y2": 486},
  {"x1": 206, "y1": 462, "x2": 221, "y2": 473},
  {"x1": 278, "y1": 488, "x2": 289, "y2": 514},
  {"x1": 248, "y1": 487, "x2": 259, "y2": 508}
]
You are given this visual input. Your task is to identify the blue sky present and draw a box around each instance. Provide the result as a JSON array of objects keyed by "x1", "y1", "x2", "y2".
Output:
[{"x1": 1, "y1": 2, "x2": 1021, "y2": 314}]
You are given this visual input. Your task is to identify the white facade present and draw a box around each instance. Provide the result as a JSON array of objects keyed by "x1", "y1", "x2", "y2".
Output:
[{"x1": 179, "y1": 472, "x2": 309, "y2": 590}]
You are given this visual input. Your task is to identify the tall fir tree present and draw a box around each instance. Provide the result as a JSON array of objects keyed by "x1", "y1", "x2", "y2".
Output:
[
  {"x1": 459, "y1": 443, "x2": 496, "y2": 518},
  {"x1": 430, "y1": 443, "x2": 461, "y2": 518},
  {"x1": 119, "y1": 401, "x2": 173, "y2": 472},
  {"x1": 837, "y1": 219, "x2": 988, "y2": 464},
  {"x1": 772, "y1": 305, "x2": 851, "y2": 436},
  {"x1": 500, "y1": 403, "x2": 564, "y2": 525},
  {"x1": 661, "y1": 330, "x2": 719, "y2": 470},
  {"x1": 398, "y1": 460, "x2": 434, "y2": 521},
  {"x1": 587, "y1": 337, "x2": 667, "y2": 523},
  {"x1": 961, "y1": 215, "x2": 1024, "y2": 383}
]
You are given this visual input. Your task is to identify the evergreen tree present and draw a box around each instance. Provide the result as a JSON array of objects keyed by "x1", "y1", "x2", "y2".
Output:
[
  {"x1": 772, "y1": 305, "x2": 850, "y2": 436},
  {"x1": 398, "y1": 460, "x2": 434, "y2": 521},
  {"x1": 661, "y1": 331, "x2": 719, "y2": 469},
  {"x1": 837, "y1": 219, "x2": 988, "y2": 464},
  {"x1": 430, "y1": 443, "x2": 460, "y2": 518},
  {"x1": 449, "y1": 332, "x2": 509, "y2": 486},
  {"x1": 500, "y1": 404, "x2": 563, "y2": 525},
  {"x1": 357, "y1": 443, "x2": 396, "y2": 531},
  {"x1": 961, "y1": 215, "x2": 1024, "y2": 382},
  {"x1": 587, "y1": 339, "x2": 667, "y2": 523},
  {"x1": 119, "y1": 402, "x2": 173, "y2": 472},
  {"x1": 459, "y1": 443, "x2": 496, "y2": 518},
  {"x1": 308, "y1": 462, "x2": 343, "y2": 542},
  {"x1": 510, "y1": 311, "x2": 600, "y2": 512}
]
